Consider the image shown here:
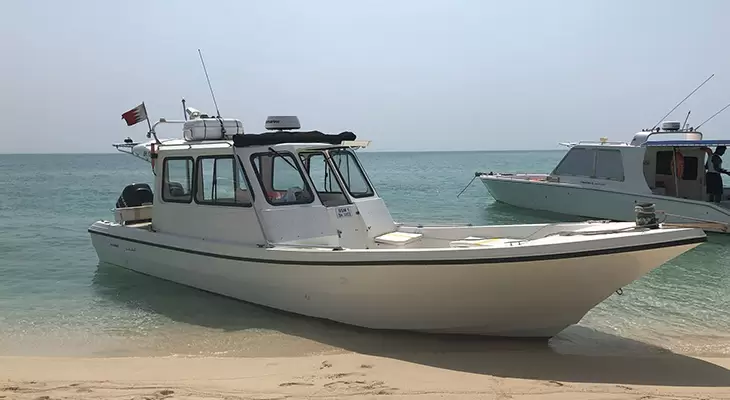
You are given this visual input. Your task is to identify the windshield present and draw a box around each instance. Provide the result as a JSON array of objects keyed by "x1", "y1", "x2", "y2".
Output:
[
  {"x1": 299, "y1": 151, "x2": 349, "y2": 207},
  {"x1": 328, "y1": 149, "x2": 374, "y2": 198},
  {"x1": 250, "y1": 151, "x2": 315, "y2": 205}
]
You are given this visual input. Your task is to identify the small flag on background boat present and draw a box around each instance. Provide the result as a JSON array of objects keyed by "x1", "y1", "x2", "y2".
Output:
[{"x1": 121, "y1": 103, "x2": 148, "y2": 126}]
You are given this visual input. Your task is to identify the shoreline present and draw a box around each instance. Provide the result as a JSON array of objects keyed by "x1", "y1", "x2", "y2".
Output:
[{"x1": 2, "y1": 351, "x2": 730, "y2": 400}]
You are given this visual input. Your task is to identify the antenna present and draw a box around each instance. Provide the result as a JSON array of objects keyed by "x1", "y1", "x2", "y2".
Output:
[
  {"x1": 696, "y1": 101, "x2": 730, "y2": 129},
  {"x1": 198, "y1": 49, "x2": 221, "y2": 118},
  {"x1": 651, "y1": 73, "x2": 714, "y2": 130},
  {"x1": 682, "y1": 110, "x2": 691, "y2": 129},
  {"x1": 181, "y1": 98, "x2": 187, "y2": 121}
]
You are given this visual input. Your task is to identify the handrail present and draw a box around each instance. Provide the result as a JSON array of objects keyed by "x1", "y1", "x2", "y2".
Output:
[
  {"x1": 160, "y1": 141, "x2": 233, "y2": 151},
  {"x1": 147, "y1": 118, "x2": 186, "y2": 144},
  {"x1": 574, "y1": 140, "x2": 631, "y2": 146}
]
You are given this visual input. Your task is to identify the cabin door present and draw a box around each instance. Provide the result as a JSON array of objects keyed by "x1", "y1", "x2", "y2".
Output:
[
  {"x1": 300, "y1": 151, "x2": 369, "y2": 249},
  {"x1": 654, "y1": 148, "x2": 706, "y2": 200}
]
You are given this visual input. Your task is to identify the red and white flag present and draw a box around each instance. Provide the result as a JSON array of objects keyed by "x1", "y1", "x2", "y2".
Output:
[{"x1": 121, "y1": 103, "x2": 148, "y2": 126}]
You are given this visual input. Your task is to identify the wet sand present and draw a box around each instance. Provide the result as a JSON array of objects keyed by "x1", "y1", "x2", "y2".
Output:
[
  {"x1": 3, "y1": 265, "x2": 730, "y2": 398},
  {"x1": 2, "y1": 350, "x2": 730, "y2": 400},
  {"x1": 3, "y1": 323, "x2": 730, "y2": 399}
]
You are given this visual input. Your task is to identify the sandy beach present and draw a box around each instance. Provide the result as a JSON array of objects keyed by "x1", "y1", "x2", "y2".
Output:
[
  {"x1": 3, "y1": 340, "x2": 730, "y2": 400},
  {"x1": 7, "y1": 0, "x2": 730, "y2": 397}
]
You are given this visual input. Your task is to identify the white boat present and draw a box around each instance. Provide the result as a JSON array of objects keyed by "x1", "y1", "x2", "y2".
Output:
[
  {"x1": 90, "y1": 110, "x2": 707, "y2": 338},
  {"x1": 479, "y1": 121, "x2": 730, "y2": 233}
]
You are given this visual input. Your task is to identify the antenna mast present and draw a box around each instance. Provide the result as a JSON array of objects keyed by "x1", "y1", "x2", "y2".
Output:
[
  {"x1": 682, "y1": 110, "x2": 691, "y2": 129},
  {"x1": 181, "y1": 98, "x2": 188, "y2": 121},
  {"x1": 696, "y1": 101, "x2": 730, "y2": 129},
  {"x1": 198, "y1": 49, "x2": 221, "y2": 118},
  {"x1": 651, "y1": 73, "x2": 714, "y2": 130}
]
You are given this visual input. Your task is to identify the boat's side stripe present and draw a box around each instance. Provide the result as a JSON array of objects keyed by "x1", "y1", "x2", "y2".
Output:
[{"x1": 88, "y1": 229, "x2": 706, "y2": 266}]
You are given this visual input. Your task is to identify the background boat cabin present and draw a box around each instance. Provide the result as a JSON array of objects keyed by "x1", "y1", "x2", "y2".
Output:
[
  {"x1": 550, "y1": 142, "x2": 718, "y2": 201},
  {"x1": 642, "y1": 146, "x2": 710, "y2": 200}
]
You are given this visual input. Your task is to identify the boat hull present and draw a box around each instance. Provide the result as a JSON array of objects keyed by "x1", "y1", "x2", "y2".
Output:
[
  {"x1": 481, "y1": 176, "x2": 730, "y2": 233},
  {"x1": 88, "y1": 223, "x2": 702, "y2": 337}
]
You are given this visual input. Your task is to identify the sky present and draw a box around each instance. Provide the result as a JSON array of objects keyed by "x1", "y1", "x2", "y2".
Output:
[{"x1": 2, "y1": 0, "x2": 730, "y2": 153}]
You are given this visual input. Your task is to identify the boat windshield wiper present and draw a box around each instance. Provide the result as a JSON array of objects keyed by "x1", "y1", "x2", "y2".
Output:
[{"x1": 268, "y1": 147, "x2": 298, "y2": 170}]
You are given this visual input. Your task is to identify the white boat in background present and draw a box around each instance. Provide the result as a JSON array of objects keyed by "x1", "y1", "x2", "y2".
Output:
[
  {"x1": 90, "y1": 107, "x2": 706, "y2": 338},
  {"x1": 479, "y1": 121, "x2": 730, "y2": 233}
]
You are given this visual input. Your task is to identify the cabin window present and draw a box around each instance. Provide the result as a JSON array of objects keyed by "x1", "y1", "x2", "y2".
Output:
[
  {"x1": 272, "y1": 156, "x2": 306, "y2": 191},
  {"x1": 329, "y1": 149, "x2": 374, "y2": 198},
  {"x1": 250, "y1": 152, "x2": 315, "y2": 205},
  {"x1": 656, "y1": 151, "x2": 674, "y2": 175},
  {"x1": 594, "y1": 149, "x2": 624, "y2": 181},
  {"x1": 655, "y1": 151, "x2": 699, "y2": 180},
  {"x1": 553, "y1": 148, "x2": 595, "y2": 177},
  {"x1": 162, "y1": 157, "x2": 193, "y2": 203},
  {"x1": 299, "y1": 152, "x2": 349, "y2": 207},
  {"x1": 195, "y1": 155, "x2": 252, "y2": 206}
]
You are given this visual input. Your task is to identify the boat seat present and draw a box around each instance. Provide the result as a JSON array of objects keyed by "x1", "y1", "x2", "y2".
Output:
[
  {"x1": 168, "y1": 181, "x2": 186, "y2": 197},
  {"x1": 374, "y1": 231, "x2": 423, "y2": 246},
  {"x1": 449, "y1": 236, "x2": 522, "y2": 248},
  {"x1": 284, "y1": 186, "x2": 303, "y2": 202}
]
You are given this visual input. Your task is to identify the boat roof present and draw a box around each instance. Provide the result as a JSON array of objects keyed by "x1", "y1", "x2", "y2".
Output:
[
  {"x1": 642, "y1": 139, "x2": 730, "y2": 148},
  {"x1": 113, "y1": 113, "x2": 371, "y2": 163}
]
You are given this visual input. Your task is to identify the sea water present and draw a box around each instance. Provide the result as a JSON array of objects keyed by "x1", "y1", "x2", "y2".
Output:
[{"x1": 1, "y1": 152, "x2": 729, "y2": 357}]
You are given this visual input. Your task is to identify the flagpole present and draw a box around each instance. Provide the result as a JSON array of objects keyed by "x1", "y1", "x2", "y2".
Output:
[
  {"x1": 142, "y1": 102, "x2": 160, "y2": 144},
  {"x1": 143, "y1": 102, "x2": 153, "y2": 132}
]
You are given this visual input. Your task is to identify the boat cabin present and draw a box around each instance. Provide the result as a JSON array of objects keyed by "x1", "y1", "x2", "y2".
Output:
[
  {"x1": 113, "y1": 114, "x2": 411, "y2": 249},
  {"x1": 549, "y1": 121, "x2": 730, "y2": 203}
]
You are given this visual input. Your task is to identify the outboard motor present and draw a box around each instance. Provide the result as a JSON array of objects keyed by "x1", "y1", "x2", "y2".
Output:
[
  {"x1": 634, "y1": 203, "x2": 659, "y2": 229},
  {"x1": 116, "y1": 183, "x2": 154, "y2": 209}
]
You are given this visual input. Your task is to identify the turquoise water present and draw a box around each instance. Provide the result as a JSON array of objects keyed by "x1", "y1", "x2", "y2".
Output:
[{"x1": 1, "y1": 152, "x2": 730, "y2": 357}]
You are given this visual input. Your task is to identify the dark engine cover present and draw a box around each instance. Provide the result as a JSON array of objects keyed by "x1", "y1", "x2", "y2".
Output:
[{"x1": 116, "y1": 183, "x2": 154, "y2": 209}]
